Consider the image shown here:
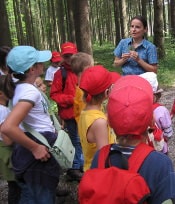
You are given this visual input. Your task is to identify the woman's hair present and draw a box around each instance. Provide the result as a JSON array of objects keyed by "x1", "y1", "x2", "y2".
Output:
[
  {"x1": 0, "y1": 46, "x2": 11, "y2": 72},
  {"x1": 0, "y1": 74, "x2": 15, "y2": 99},
  {"x1": 70, "y1": 52, "x2": 94, "y2": 75},
  {"x1": 131, "y1": 15, "x2": 147, "y2": 28},
  {"x1": 8, "y1": 64, "x2": 32, "y2": 81}
]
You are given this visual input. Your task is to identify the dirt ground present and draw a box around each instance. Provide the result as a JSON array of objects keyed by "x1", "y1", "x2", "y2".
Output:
[{"x1": 1, "y1": 86, "x2": 175, "y2": 204}]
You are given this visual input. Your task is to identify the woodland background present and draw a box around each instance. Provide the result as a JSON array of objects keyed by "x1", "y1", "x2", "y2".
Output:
[{"x1": 1, "y1": 0, "x2": 175, "y2": 60}]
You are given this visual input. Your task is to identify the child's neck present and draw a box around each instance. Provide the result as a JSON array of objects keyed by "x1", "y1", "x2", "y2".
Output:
[
  {"x1": 0, "y1": 99, "x2": 7, "y2": 106},
  {"x1": 85, "y1": 103, "x2": 101, "y2": 111}
]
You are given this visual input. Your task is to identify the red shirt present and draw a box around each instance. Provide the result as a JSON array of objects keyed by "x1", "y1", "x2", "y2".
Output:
[{"x1": 50, "y1": 62, "x2": 78, "y2": 120}]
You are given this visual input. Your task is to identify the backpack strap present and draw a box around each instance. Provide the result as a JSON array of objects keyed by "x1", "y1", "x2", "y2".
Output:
[
  {"x1": 98, "y1": 143, "x2": 154, "y2": 172},
  {"x1": 153, "y1": 102, "x2": 162, "y2": 110},
  {"x1": 60, "y1": 66, "x2": 67, "y2": 91},
  {"x1": 129, "y1": 143, "x2": 154, "y2": 172},
  {"x1": 98, "y1": 144, "x2": 112, "y2": 168}
]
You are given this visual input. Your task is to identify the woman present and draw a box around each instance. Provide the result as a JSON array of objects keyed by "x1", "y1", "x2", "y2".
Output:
[
  {"x1": 1, "y1": 45, "x2": 61, "y2": 204},
  {"x1": 114, "y1": 15, "x2": 158, "y2": 75}
]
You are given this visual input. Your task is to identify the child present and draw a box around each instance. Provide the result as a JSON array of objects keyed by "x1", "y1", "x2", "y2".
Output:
[
  {"x1": 45, "y1": 51, "x2": 62, "y2": 86},
  {"x1": 70, "y1": 52, "x2": 94, "y2": 76},
  {"x1": 0, "y1": 75, "x2": 21, "y2": 203},
  {"x1": 70, "y1": 52, "x2": 94, "y2": 123},
  {"x1": 140, "y1": 72, "x2": 173, "y2": 154},
  {"x1": 34, "y1": 76, "x2": 47, "y2": 93},
  {"x1": 50, "y1": 42, "x2": 84, "y2": 181},
  {"x1": 78, "y1": 65, "x2": 120, "y2": 171},
  {"x1": 1, "y1": 46, "x2": 61, "y2": 204},
  {"x1": 91, "y1": 75, "x2": 175, "y2": 203}
]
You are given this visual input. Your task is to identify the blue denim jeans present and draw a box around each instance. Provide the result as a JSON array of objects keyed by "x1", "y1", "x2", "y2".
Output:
[
  {"x1": 18, "y1": 182, "x2": 56, "y2": 204},
  {"x1": 64, "y1": 118, "x2": 84, "y2": 169}
]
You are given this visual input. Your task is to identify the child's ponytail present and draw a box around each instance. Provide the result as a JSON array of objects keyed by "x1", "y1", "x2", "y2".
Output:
[{"x1": 0, "y1": 74, "x2": 15, "y2": 99}]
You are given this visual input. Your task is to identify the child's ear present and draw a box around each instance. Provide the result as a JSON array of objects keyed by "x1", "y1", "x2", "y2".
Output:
[
  {"x1": 0, "y1": 90, "x2": 3, "y2": 96},
  {"x1": 104, "y1": 89, "x2": 109, "y2": 98}
]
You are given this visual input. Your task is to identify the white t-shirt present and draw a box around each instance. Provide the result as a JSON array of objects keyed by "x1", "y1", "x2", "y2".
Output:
[
  {"x1": 0, "y1": 105, "x2": 10, "y2": 140},
  {"x1": 45, "y1": 66, "x2": 60, "y2": 81},
  {"x1": 13, "y1": 83, "x2": 55, "y2": 133}
]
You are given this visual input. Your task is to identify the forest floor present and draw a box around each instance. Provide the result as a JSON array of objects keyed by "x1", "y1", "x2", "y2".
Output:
[{"x1": 1, "y1": 86, "x2": 175, "y2": 204}]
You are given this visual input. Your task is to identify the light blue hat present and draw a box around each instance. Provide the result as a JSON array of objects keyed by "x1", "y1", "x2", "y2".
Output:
[{"x1": 7, "y1": 45, "x2": 52, "y2": 74}]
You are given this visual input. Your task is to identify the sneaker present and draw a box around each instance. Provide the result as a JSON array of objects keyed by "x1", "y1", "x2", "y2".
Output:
[{"x1": 66, "y1": 169, "x2": 83, "y2": 182}]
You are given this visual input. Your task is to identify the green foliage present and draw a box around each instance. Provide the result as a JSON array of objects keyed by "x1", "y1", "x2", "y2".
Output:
[
  {"x1": 93, "y1": 40, "x2": 175, "y2": 86},
  {"x1": 93, "y1": 42, "x2": 117, "y2": 71},
  {"x1": 158, "y1": 38, "x2": 175, "y2": 86}
]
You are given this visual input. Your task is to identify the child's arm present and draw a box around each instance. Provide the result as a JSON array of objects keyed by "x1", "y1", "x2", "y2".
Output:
[
  {"x1": 0, "y1": 124, "x2": 13, "y2": 145},
  {"x1": 87, "y1": 118, "x2": 109, "y2": 150}
]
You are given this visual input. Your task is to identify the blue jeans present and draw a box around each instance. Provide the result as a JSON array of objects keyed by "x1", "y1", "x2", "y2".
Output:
[
  {"x1": 64, "y1": 118, "x2": 84, "y2": 169},
  {"x1": 18, "y1": 182, "x2": 56, "y2": 204}
]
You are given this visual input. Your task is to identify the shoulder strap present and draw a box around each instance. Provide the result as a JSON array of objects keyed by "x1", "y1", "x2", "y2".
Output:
[
  {"x1": 61, "y1": 66, "x2": 67, "y2": 91},
  {"x1": 129, "y1": 143, "x2": 154, "y2": 172},
  {"x1": 23, "y1": 122, "x2": 51, "y2": 149},
  {"x1": 98, "y1": 143, "x2": 154, "y2": 172},
  {"x1": 41, "y1": 92, "x2": 62, "y2": 132},
  {"x1": 98, "y1": 144, "x2": 112, "y2": 168},
  {"x1": 153, "y1": 102, "x2": 162, "y2": 110}
]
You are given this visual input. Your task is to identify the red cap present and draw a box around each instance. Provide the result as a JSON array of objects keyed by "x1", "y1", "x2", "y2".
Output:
[
  {"x1": 61, "y1": 42, "x2": 77, "y2": 55},
  {"x1": 111, "y1": 72, "x2": 121, "y2": 84},
  {"x1": 80, "y1": 65, "x2": 120, "y2": 96},
  {"x1": 51, "y1": 51, "x2": 62, "y2": 63},
  {"x1": 107, "y1": 75, "x2": 153, "y2": 136}
]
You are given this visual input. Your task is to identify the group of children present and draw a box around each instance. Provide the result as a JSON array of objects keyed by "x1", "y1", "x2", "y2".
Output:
[{"x1": 0, "y1": 42, "x2": 175, "y2": 203}]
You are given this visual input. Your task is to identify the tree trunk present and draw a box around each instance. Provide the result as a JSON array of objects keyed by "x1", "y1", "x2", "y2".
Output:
[
  {"x1": 153, "y1": 0, "x2": 165, "y2": 59},
  {"x1": 119, "y1": 0, "x2": 128, "y2": 38},
  {"x1": 113, "y1": 0, "x2": 121, "y2": 45},
  {"x1": 57, "y1": 0, "x2": 66, "y2": 43},
  {"x1": 73, "y1": 0, "x2": 92, "y2": 54},
  {"x1": 66, "y1": 0, "x2": 76, "y2": 43},
  {"x1": 0, "y1": 0, "x2": 12, "y2": 46},
  {"x1": 170, "y1": 0, "x2": 175, "y2": 38}
]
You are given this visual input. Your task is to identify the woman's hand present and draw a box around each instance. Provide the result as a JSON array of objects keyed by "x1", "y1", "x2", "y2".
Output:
[
  {"x1": 130, "y1": 51, "x2": 139, "y2": 61},
  {"x1": 121, "y1": 53, "x2": 130, "y2": 62}
]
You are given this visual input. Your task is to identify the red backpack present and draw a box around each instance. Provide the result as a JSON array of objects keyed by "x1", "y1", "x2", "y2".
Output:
[{"x1": 78, "y1": 143, "x2": 154, "y2": 204}]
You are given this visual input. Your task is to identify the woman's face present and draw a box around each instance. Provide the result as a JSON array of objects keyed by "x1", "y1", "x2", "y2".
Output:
[
  {"x1": 130, "y1": 19, "x2": 147, "y2": 40},
  {"x1": 34, "y1": 62, "x2": 44, "y2": 76}
]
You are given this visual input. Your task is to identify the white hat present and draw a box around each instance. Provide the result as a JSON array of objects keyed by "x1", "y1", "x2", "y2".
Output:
[{"x1": 139, "y1": 72, "x2": 163, "y2": 94}]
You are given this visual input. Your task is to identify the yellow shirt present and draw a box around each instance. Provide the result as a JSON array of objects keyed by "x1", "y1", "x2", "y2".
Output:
[
  {"x1": 78, "y1": 109, "x2": 116, "y2": 172},
  {"x1": 73, "y1": 86, "x2": 85, "y2": 123}
]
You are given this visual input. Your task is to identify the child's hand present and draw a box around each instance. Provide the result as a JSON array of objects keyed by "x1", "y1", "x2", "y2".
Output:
[{"x1": 31, "y1": 144, "x2": 51, "y2": 161}]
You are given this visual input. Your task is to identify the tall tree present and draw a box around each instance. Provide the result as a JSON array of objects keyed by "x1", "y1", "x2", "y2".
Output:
[
  {"x1": 57, "y1": 0, "x2": 66, "y2": 44},
  {"x1": 170, "y1": 0, "x2": 175, "y2": 38},
  {"x1": 119, "y1": 0, "x2": 128, "y2": 38},
  {"x1": 0, "y1": 0, "x2": 12, "y2": 46},
  {"x1": 66, "y1": 0, "x2": 76, "y2": 43},
  {"x1": 113, "y1": 0, "x2": 121, "y2": 45},
  {"x1": 153, "y1": 0, "x2": 165, "y2": 59},
  {"x1": 73, "y1": 0, "x2": 92, "y2": 54}
]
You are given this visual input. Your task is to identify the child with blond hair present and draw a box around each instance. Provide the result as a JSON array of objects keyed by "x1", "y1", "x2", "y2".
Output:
[{"x1": 78, "y1": 65, "x2": 120, "y2": 171}]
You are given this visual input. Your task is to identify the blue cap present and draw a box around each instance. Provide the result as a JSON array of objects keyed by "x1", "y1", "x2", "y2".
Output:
[{"x1": 7, "y1": 46, "x2": 52, "y2": 74}]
